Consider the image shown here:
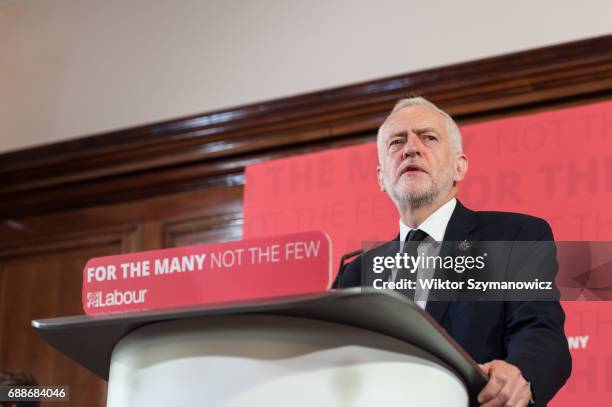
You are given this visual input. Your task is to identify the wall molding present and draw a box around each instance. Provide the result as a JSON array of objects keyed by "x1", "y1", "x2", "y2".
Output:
[
  {"x1": 2, "y1": 34, "x2": 612, "y2": 218},
  {"x1": 0, "y1": 225, "x2": 140, "y2": 259},
  {"x1": 162, "y1": 213, "x2": 244, "y2": 248}
]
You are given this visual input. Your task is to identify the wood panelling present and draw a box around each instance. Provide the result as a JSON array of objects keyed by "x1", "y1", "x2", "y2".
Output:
[
  {"x1": 0, "y1": 226, "x2": 138, "y2": 407},
  {"x1": 2, "y1": 35, "x2": 612, "y2": 218},
  {"x1": 0, "y1": 185, "x2": 242, "y2": 406},
  {"x1": 162, "y1": 213, "x2": 243, "y2": 248},
  {"x1": 0, "y1": 185, "x2": 244, "y2": 245}
]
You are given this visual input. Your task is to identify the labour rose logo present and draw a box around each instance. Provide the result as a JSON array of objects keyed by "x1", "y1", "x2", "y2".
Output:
[{"x1": 87, "y1": 291, "x2": 101, "y2": 308}]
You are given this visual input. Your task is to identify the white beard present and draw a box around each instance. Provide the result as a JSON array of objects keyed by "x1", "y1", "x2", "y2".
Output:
[{"x1": 383, "y1": 166, "x2": 454, "y2": 210}]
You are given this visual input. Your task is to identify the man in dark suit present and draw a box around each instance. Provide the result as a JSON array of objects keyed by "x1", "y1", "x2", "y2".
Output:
[{"x1": 335, "y1": 97, "x2": 571, "y2": 406}]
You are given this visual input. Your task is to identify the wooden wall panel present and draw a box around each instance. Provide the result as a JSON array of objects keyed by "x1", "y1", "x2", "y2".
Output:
[
  {"x1": 0, "y1": 227, "x2": 138, "y2": 407},
  {"x1": 0, "y1": 184, "x2": 243, "y2": 405},
  {"x1": 162, "y1": 213, "x2": 243, "y2": 247}
]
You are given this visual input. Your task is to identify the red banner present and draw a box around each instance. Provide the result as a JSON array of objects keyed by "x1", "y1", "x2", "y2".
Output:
[
  {"x1": 244, "y1": 100, "x2": 612, "y2": 405},
  {"x1": 82, "y1": 231, "x2": 332, "y2": 314}
]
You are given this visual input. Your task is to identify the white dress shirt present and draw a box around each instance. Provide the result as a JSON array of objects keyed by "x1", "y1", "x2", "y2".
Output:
[{"x1": 397, "y1": 198, "x2": 457, "y2": 309}]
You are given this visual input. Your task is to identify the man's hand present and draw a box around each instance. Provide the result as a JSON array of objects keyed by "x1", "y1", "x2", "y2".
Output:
[{"x1": 477, "y1": 360, "x2": 532, "y2": 407}]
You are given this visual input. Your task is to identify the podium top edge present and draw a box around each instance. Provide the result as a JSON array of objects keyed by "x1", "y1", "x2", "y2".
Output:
[
  {"x1": 32, "y1": 288, "x2": 409, "y2": 329},
  {"x1": 31, "y1": 288, "x2": 486, "y2": 403}
]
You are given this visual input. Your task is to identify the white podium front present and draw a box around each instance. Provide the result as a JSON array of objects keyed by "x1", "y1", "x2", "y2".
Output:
[{"x1": 33, "y1": 289, "x2": 487, "y2": 406}]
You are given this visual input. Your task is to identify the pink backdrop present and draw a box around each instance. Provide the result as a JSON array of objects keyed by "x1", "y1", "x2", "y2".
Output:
[{"x1": 244, "y1": 100, "x2": 612, "y2": 405}]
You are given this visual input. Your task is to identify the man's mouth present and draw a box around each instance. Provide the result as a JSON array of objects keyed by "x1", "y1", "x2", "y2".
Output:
[{"x1": 399, "y1": 164, "x2": 427, "y2": 175}]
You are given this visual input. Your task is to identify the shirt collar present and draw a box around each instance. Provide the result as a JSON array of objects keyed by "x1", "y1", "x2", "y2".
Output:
[{"x1": 399, "y1": 198, "x2": 457, "y2": 242}]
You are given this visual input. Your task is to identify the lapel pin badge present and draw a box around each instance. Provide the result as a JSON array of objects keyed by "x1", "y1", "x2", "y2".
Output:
[{"x1": 458, "y1": 240, "x2": 471, "y2": 252}]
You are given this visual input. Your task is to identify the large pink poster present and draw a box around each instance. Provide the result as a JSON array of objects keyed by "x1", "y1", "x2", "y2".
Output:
[{"x1": 244, "y1": 100, "x2": 612, "y2": 405}]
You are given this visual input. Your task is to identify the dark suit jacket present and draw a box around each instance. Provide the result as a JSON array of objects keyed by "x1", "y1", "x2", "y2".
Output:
[{"x1": 335, "y1": 200, "x2": 572, "y2": 406}]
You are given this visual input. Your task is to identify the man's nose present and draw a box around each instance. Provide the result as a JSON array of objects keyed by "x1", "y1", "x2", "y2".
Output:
[{"x1": 402, "y1": 133, "x2": 421, "y2": 158}]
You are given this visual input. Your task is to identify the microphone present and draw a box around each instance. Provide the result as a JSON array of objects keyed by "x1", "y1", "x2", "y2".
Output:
[{"x1": 332, "y1": 248, "x2": 364, "y2": 289}]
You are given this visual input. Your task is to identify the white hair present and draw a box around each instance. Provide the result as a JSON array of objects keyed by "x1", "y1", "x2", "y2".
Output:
[{"x1": 377, "y1": 97, "x2": 463, "y2": 156}]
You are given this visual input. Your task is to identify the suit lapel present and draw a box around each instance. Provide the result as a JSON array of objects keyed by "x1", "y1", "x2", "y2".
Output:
[{"x1": 426, "y1": 200, "x2": 479, "y2": 324}]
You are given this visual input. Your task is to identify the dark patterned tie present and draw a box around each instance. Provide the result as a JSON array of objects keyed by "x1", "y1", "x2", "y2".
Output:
[{"x1": 396, "y1": 229, "x2": 428, "y2": 300}]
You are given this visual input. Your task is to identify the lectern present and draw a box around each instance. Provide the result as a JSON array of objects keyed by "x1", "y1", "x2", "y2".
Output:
[{"x1": 33, "y1": 288, "x2": 487, "y2": 406}]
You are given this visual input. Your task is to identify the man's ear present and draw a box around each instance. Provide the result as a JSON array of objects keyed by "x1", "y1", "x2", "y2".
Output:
[
  {"x1": 454, "y1": 154, "x2": 469, "y2": 183},
  {"x1": 377, "y1": 165, "x2": 385, "y2": 191}
]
